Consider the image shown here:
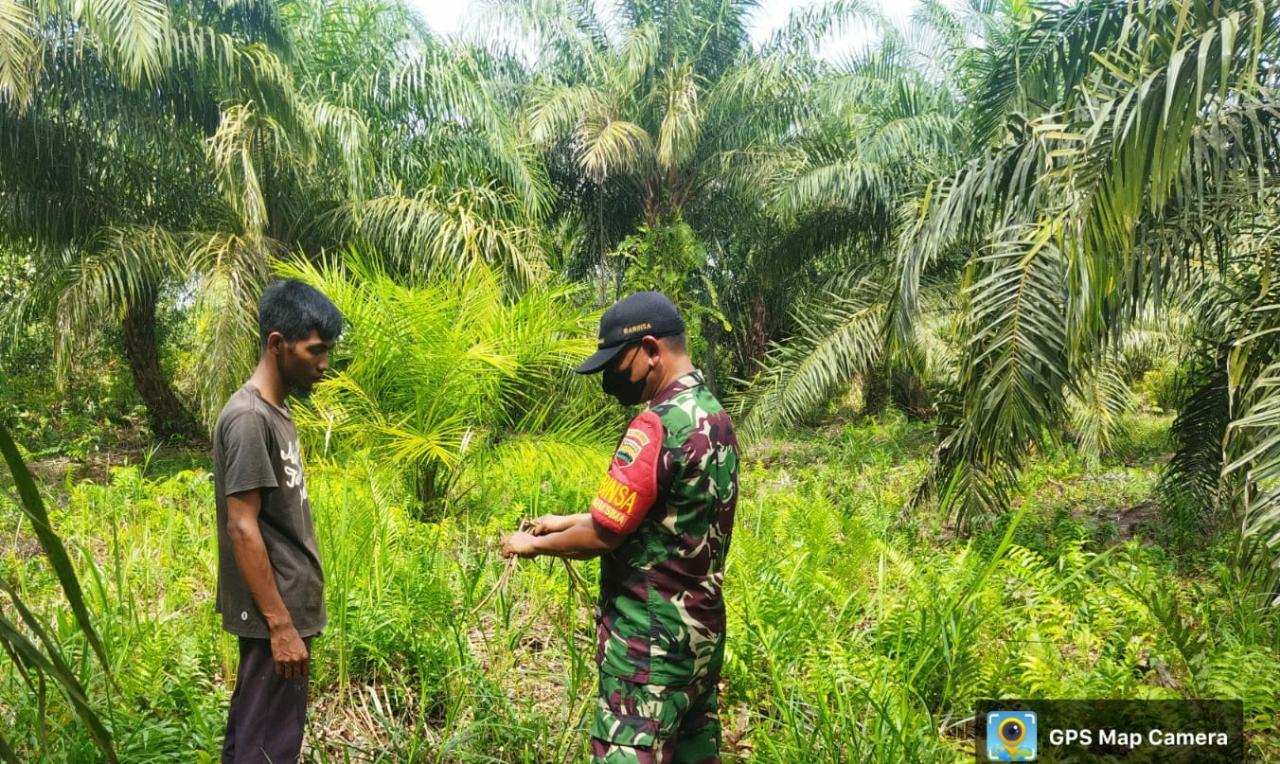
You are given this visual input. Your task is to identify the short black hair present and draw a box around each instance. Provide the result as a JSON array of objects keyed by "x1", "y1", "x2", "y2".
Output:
[
  {"x1": 658, "y1": 333, "x2": 687, "y2": 354},
  {"x1": 258, "y1": 279, "x2": 343, "y2": 349}
]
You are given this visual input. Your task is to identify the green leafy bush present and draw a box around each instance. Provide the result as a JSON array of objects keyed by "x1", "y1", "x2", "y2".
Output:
[{"x1": 282, "y1": 253, "x2": 617, "y2": 515}]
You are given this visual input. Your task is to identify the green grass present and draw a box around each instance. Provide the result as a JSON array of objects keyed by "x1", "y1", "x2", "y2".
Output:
[{"x1": 2, "y1": 413, "x2": 1278, "y2": 761}]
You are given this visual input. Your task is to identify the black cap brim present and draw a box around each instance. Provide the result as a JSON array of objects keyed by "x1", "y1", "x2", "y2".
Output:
[{"x1": 574, "y1": 343, "x2": 627, "y2": 374}]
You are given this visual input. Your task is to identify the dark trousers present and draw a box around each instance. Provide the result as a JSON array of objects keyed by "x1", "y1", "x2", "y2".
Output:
[{"x1": 222, "y1": 636, "x2": 311, "y2": 764}]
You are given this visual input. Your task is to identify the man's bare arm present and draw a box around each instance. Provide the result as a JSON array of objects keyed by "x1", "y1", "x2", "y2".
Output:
[
  {"x1": 530, "y1": 513, "x2": 591, "y2": 535},
  {"x1": 226, "y1": 490, "x2": 309, "y2": 679},
  {"x1": 503, "y1": 514, "x2": 624, "y2": 560}
]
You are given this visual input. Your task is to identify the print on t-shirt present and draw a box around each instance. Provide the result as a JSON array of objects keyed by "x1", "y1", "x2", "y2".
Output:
[{"x1": 280, "y1": 440, "x2": 308, "y2": 503}]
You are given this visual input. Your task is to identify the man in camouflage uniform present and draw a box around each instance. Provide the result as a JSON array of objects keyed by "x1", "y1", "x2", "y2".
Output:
[{"x1": 502, "y1": 291, "x2": 739, "y2": 764}]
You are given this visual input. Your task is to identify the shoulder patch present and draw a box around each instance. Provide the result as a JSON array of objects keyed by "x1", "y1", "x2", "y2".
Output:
[
  {"x1": 594, "y1": 411, "x2": 664, "y2": 534},
  {"x1": 615, "y1": 426, "x2": 650, "y2": 465},
  {"x1": 613, "y1": 410, "x2": 662, "y2": 468}
]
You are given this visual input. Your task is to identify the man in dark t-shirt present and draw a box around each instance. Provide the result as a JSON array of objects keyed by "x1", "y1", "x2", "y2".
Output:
[{"x1": 214, "y1": 279, "x2": 342, "y2": 764}]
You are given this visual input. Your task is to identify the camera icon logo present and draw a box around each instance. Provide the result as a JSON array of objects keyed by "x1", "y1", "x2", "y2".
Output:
[{"x1": 987, "y1": 710, "x2": 1037, "y2": 761}]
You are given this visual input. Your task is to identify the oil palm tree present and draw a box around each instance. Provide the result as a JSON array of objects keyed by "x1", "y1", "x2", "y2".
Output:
[
  {"x1": 886, "y1": 0, "x2": 1280, "y2": 548},
  {"x1": 2, "y1": 0, "x2": 549, "y2": 433},
  {"x1": 739, "y1": 0, "x2": 1280, "y2": 570},
  {"x1": 502, "y1": 6, "x2": 852, "y2": 257},
  {"x1": 0, "y1": 0, "x2": 335, "y2": 436},
  {"x1": 490, "y1": 0, "x2": 881, "y2": 384},
  {"x1": 733, "y1": 7, "x2": 977, "y2": 434},
  {"x1": 287, "y1": 0, "x2": 555, "y2": 286}
]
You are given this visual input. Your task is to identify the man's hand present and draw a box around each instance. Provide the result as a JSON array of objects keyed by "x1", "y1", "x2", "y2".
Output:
[
  {"x1": 269, "y1": 622, "x2": 309, "y2": 679},
  {"x1": 503, "y1": 517, "x2": 624, "y2": 560},
  {"x1": 530, "y1": 514, "x2": 582, "y2": 535},
  {"x1": 501, "y1": 531, "x2": 539, "y2": 558},
  {"x1": 228, "y1": 490, "x2": 310, "y2": 679}
]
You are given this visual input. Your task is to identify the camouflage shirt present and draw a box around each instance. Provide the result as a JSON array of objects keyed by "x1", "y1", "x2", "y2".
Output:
[{"x1": 589, "y1": 370, "x2": 740, "y2": 686}]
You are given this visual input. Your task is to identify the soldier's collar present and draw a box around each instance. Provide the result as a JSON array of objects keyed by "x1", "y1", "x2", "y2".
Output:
[{"x1": 650, "y1": 369, "x2": 705, "y2": 407}]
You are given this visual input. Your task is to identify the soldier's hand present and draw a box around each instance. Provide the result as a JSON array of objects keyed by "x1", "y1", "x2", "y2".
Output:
[
  {"x1": 501, "y1": 531, "x2": 539, "y2": 559},
  {"x1": 530, "y1": 514, "x2": 572, "y2": 535}
]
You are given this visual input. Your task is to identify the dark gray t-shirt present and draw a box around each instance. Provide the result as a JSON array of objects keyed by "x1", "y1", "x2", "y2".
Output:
[{"x1": 213, "y1": 383, "x2": 325, "y2": 638}]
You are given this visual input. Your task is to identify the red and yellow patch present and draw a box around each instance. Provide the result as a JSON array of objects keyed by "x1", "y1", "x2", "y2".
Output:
[
  {"x1": 595, "y1": 473, "x2": 639, "y2": 513},
  {"x1": 591, "y1": 473, "x2": 638, "y2": 526},
  {"x1": 592, "y1": 473, "x2": 647, "y2": 531},
  {"x1": 592, "y1": 410, "x2": 663, "y2": 534}
]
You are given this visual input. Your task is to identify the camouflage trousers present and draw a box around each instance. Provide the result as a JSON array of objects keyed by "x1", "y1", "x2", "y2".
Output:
[{"x1": 590, "y1": 672, "x2": 721, "y2": 764}]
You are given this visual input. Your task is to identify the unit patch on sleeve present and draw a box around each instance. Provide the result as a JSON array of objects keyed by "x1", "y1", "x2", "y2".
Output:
[
  {"x1": 614, "y1": 427, "x2": 651, "y2": 466},
  {"x1": 592, "y1": 410, "x2": 663, "y2": 534}
]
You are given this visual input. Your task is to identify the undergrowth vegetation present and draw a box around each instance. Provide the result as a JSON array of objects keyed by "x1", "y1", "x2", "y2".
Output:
[
  {"x1": 3, "y1": 412, "x2": 1277, "y2": 761},
  {"x1": 3, "y1": 0, "x2": 1280, "y2": 759}
]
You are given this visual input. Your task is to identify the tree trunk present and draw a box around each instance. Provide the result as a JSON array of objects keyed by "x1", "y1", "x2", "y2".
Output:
[
  {"x1": 890, "y1": 367, "x2": 933, "y2": 420},
  {"x1": 414, "y1": 462, "x2": 448, "y2": 521},
  {"x1": 701, "y1": 315, "x2": 720, "y2": 396},
  {"x1": 863, "y1": 366, "x2": 891, "y2": 416},
  {"x1": 746, "y1": 291, "x2": 769, "y2": 368},
  {"x1": 863, "y1": 364, "x2": 933, "y2": 420},
  {"x1": 121, "y1": 293, "x2": 202, "y2": 441}
]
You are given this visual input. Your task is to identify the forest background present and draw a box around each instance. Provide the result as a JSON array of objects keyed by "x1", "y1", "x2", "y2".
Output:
[{"x1": 1, "y1": 0, "x2": 1279, "y2": 760}]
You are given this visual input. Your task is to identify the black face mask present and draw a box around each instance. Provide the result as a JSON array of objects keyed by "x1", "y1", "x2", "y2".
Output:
[{"x1": 602, "y1": 363, "x2": 648, "y2": 406}]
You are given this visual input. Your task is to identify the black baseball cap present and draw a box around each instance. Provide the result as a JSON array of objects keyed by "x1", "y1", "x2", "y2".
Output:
[{"x1": 574, "y1": 291, "x2": 685, "y2": 374}]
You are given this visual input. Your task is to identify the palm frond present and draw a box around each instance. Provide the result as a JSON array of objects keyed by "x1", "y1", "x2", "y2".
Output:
[
  {"x1": 186, "y1": 231, "x2": 277, "y2": 425},
  {"x1": 576, "y1": 114, "x2": 652, "y2": 184},
  {"x1": 1227, "y1": 361, "x2": 1280, "y2": 587},
  {"x1": 481, "y1": 0, "x2": 609, "y2": 69},
  {"x1": 335, "y1": 185, "x2": 547, "y2": 286},
  {"x1": 737, "y1": 278, "x2": 889, "y2": 439},
  {"x1": 310, "y1": 98, "x2": 370, "y2": 201},
  {"x1": 931, "y1": 219, "x2": 1071, "y2": 522},
  {"x1": 0, "y1": 0, "x2": 40, "y2": 109},
  {"x1": 1065, "y1": 359, "x2": 1134, "y2": 463},
  {"x1": 698, "y1": 62, "x2": 810, "y2": 182},
  {"x1": 1160, "y1": 353, "x2": 1230, "y2": 528},
  {"x1": 970, "y1": 0, "x2": 1130, "y2": 147},
  {"x1": 763, "y1": 0, "x2": 884, "y2": 56},
  {"x1": 0, "y1": 423, "x2": 117, "y2": 762},
  {"x1": 79, "y1": 0, "x2": 175, "y2": 85},
  {"x1": 656, "y1": 62, "x2": 702, "y2": 172},
  {"x1": 48, "y1": 228, "x2": 176, "y2": 377},
  {"x1": 610, "y1": 21, "x2": 660, "y2": 94},
  {"x1": 769, "y1": 159, "x2": 895, "y2": 223},
  {"x1": 280, "y1": 253, "x2": 599, "y2": 511},
  {"x1": 526, "y1": 82, "x2": 603, "y2": 145},
  {"x1": 207, "y1": 103, "x2": 271, "y2": 234}
]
